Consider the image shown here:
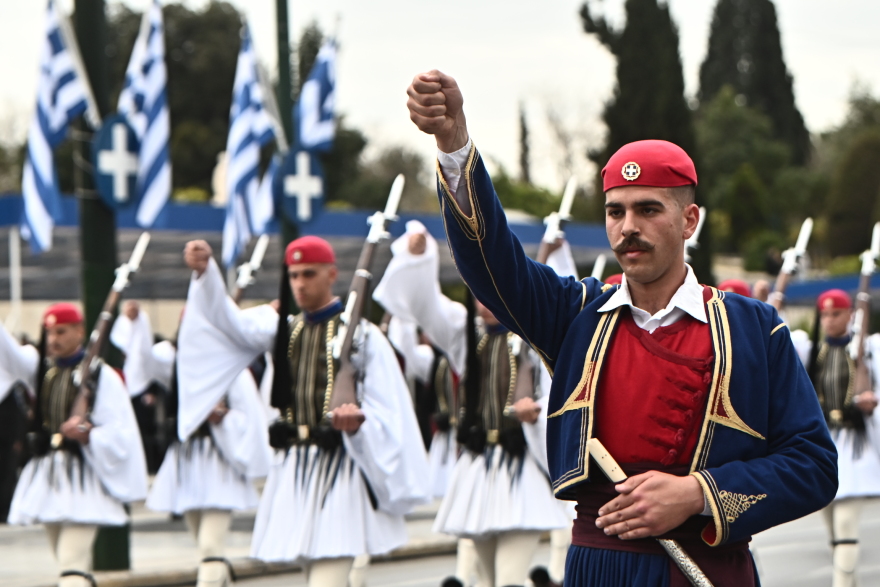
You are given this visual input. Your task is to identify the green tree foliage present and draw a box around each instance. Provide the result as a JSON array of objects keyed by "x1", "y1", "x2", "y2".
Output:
[
  {"x1": 825, "y1": 131, "x2": 880, "y2": 256},
  {"x1": 492, "y1": 168, "x2": 559, "y2": 219},
  {"x1": 580, "y1": 0, "x2": 713, "y2": 283},
  {"x1": 696, "y1": 86, "x2": 790, "y2": 250},
  {"x1": 699, "y1": 0, "x2": 810, "y2": 165}
]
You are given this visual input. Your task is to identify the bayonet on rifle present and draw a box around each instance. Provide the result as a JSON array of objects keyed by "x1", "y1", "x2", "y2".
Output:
[
  {"x1": 770, "y1": 218, "x2": 813, "y2": 311},
  {"x1": 537, "y1": 177, "x2": 577, "y2": 265},
  {"x1": 231, "y1": 234, "x2": 270, "y2": 304}
]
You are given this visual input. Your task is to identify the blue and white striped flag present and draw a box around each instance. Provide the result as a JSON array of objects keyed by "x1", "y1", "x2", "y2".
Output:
[
  {"x1": 21, "y1": 0, "x2": 97, "y2": 252},
  {"x1": 117, "y1": 0, "x2": 171, "y2": 227},
  {"x1": 221, "y1": 24, "x2": 277, "y2": 267},
  {"x1": 297, "y1": 39, "x2": 336, "y2": 152}
]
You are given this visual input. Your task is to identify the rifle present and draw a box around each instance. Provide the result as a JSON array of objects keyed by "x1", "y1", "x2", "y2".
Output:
[
  {"x1": 849, "y1": 222, "x2": 880, "y2": 405},
  {"x1": 57, "y1": 232, "x2": 150, "y2": 447},
  {"x1": 536, "y1": 177, "x2": 577, "y2": 265},
  {"x1": 770, "y1": 218, "x2": 813, "y2": 311},
  {"x1": 684, "y1": 207, "x2": 706, "y2": 264},
  {"x1": 231, "y1": 234, "x2": 270, "y2": 304},
  {"x1": 326, "y1": 174, "x2": 404, "y2": 415}
]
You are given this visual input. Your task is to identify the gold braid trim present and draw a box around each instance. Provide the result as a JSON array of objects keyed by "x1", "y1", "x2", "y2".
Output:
[
  {"x1": 503, "y1": 332, "x2": 518, "y2": 412},
  {"x1": 719, "y1": 490, "x2": 767, "y2": 523},
  {"x1": 321, "y1": 318, "x2": 337, "y2": 418}
]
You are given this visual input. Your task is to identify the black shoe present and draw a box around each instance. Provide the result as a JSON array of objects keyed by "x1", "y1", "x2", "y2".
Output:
[
  {"x1": 530, "y1": 566, "x2": 562, "y2": 587},
  {"x1": 441, "y1": 578, "x2": 464, "y2": 587}
]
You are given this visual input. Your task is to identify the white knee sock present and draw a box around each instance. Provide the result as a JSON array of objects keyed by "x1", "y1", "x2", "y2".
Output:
[{"x1": 307, "y1": 557, "x2": 355, "y2": 587}]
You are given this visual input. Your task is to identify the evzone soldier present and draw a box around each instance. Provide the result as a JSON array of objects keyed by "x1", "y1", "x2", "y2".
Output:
[
  {"x1": 111, "y1": 300, "x2": 272, "y2": 587},
  {"x1": 407, "y1": 70, "x2": 837, "y2": 585},
  {"x1": 109, "y1": 301, "x2": 176, "y2": 473},
  {"x1": 377, "y1": 220, "x2": 460, "y2": 500},
  {"x1": 179, "y1": 236, "x2": 429, "y2": 587},
  {"x1": 797, "y1": 289, "x2": 880, "y2": 587},
  {"x1": 374, "y1": 223, "x2": 570, "y2": 587},
  {"x1": 1, "y1": 304, "x2": 148, "y2": 587}
]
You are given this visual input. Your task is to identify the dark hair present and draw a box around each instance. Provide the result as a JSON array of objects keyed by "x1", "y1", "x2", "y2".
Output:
[{"x1": 668, "y1": 185, "x2": 696, "y2": 208}]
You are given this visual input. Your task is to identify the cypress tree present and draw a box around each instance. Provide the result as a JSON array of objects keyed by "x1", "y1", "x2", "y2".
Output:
[
  {"x1": 699, "y1": 0, "x2": 810, "y2": 165},
  {"x1": 825, "y1": 131, "x2": 880, "y2": 256},
  {"x1": 519, "y1": 103, "x2": 531, "y2": 184},
  {"x1": 581, "y1": 0, "x2": 713, "y2": 283}
]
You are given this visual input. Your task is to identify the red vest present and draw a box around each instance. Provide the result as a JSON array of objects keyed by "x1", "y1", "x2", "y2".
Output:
[{"x1": 593, "y1": 309, "x2": 713, "y2": 466}]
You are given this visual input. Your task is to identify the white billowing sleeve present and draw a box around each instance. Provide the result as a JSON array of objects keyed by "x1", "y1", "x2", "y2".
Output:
[
  {"x1": 343, "y1": 322, "x2": 431, "y2": 516},
  {"x1": 210, "y1": 369, "x2": 272, "y2": 479},
  {"x1": 386, "y1": 316, "x2": 434, "y2": 384},
  {"x1": 83, "y1": 366, "x2": 148, "y2": 502},
  {"x1": 790, "y1": 329, "x2": 812, "y2": 367},
  {"x1": 257, "y1": 352, "x2": 280, "y2": 422},
  {"x1": 176, "y1": 257, "x2": 278, "y2": 441},
  {"x1": 110, "y1": 312, "x2": 175, "y2": 397},
  {"x1": 373, "y1": 221, "x2": 467, "y2": 375},
  {"x1": 0, "y1": 324, "x2": 38, "y2": 403},
  {"x1": 546, "y1": 240, "x2": 578, "y2": 280}
]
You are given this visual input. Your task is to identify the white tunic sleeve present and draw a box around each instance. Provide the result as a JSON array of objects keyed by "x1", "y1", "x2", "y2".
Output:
[
  {"x1": 210, "y1": 369, "x2": 273, "y2": 479},
  {"x1": 0, "y1": 324, "x2": 38, "y2": 403},
  {"x1": 83, "y1": 366, "x2": 148, "y2": 502},
  {"x1": 177, "y1": 257, "x2": 278, "y2": 440},
  {"x1": 110, "y1": 312, "x2": 172, "y2": 397},
  {"x1": 373, "y1": 222, "x2": 467, "y2": 375},
  {"x1": 545, "y1": 240, "x2": 579, "y2": 280},
  {"x1": 343, "y1": 322, "x2": 431, "y2": 516}
]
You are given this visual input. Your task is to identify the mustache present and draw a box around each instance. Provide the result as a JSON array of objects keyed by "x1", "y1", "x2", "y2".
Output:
[{"x1": 612, "y1": 235, "x2": 655, "y2": 254}]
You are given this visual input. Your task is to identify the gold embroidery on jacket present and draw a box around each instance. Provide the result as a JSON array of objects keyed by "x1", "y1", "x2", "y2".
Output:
[{"x1": 719, "y1": 490, "x2": 767, "y2": 523}]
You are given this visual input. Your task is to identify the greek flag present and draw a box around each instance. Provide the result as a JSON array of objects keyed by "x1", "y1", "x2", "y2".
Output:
[
  {"x1": 297, "y1": 39, "x2": 336, "y2": 152},
  {"x1": 221, "y1": 24, "x2": 277, "y2": 267},
  {"x1": 21, "y1": 0, "x2": 96, "y2": 252},
  {"x1": 117, "y1": 0, "x2": 171, "y2": 227}
]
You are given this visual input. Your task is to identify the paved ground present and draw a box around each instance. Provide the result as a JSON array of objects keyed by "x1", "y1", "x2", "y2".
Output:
[{"x1": 1, "y1": 499, "x2": 878, "y2": 586}]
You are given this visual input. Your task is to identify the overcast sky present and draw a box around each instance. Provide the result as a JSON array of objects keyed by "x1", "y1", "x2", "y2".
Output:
[{"x1": 1, "y1": 0, "x2": 879, "y2": 190}]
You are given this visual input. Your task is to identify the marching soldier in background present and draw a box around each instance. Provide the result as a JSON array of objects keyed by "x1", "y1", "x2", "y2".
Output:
[
  {"x1": 109, "y1": 302, "x2": 175, "y2": 473},
  {"x1": 179, "y1": 237, "x2": 428, "y2": 587},
  {"x1": 111, "y1": 299, "x2": 271, "y2": 587},
  {"x1": 1, "y1": 304, "x2": 147, "y2": 587},
  {"x1": 803, "y1": 289, "x2": 880, "y2": 587},
  {"x1": 374, "y1": 223, "x2": 570, "y2": 587}
]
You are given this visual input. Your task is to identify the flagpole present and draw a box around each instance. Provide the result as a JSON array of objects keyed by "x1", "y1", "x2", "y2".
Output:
[
  {"x1": 56, "y1": 4, "x2": 102, "y2": 128},
  {"x1": 6, "y1": 227, "x2": 22, "y2": 334}
]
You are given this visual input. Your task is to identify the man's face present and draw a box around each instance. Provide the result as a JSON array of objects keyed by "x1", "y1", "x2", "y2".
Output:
[
  {"x1": 475, "y1": 299, "x2": 500, "y2": 327},
  {"x1": 287, "y1": 263, "x2": 337, "y2": 313},
  {"x1": 46, "y1": 323, "x2": 84, "y2": 359},
  {"x1": 604, "y1": 186, "x2": 699, "y2": 285},
  {"x1": 820, "y1": 307, "x2": 851, "y2": 339}
]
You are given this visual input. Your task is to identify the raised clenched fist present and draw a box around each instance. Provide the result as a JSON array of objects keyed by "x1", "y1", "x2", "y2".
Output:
[
  {"x1": 184, "y1": 240, "x2": 212, "y2": 276},
  {"x1": 123, "y1": 300, "x2": 140, "y2": 321},
  {"x1": 407, "y1": 70, "x2": 469, "y2": 153}
]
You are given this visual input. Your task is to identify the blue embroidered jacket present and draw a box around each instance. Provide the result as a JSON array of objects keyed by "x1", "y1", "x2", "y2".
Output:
[{"x1": 436, "y1": 145, "x2": 837, "y2": 546}]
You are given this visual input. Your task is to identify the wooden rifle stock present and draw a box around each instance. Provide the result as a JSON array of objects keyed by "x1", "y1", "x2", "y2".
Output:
[
  {"x1": 326, "y1": 175, "x2": 404, "y2": 416},
  {"x1": 770, "y1": 271, "x2": 791, "y2": 311}
]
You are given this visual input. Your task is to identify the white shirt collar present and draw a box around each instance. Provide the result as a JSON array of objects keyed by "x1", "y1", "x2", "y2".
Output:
[{"x1": 598, "y1": 265, "x2": 707, "y2": 329}]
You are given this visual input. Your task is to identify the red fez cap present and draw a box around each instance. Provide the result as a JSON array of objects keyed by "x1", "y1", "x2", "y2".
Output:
[
  {"x1": 43, "y1": 303, "x2": 83, "y2": 328},
  {"x1": 601, "y1": 140, "x2": 697, "y2": 192},
  {"x1": 817, "y1": 289, "x2": 852, "y2": 310},
  {"x1": 285, "y1": 236, "x2": 335, "y2": 266},
  {"x1": 604, "y1": 273, "x2": 623, "y2": 285},
  {"x1": 718, "y1": 279, "x2": 751, "y2": 298}
]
